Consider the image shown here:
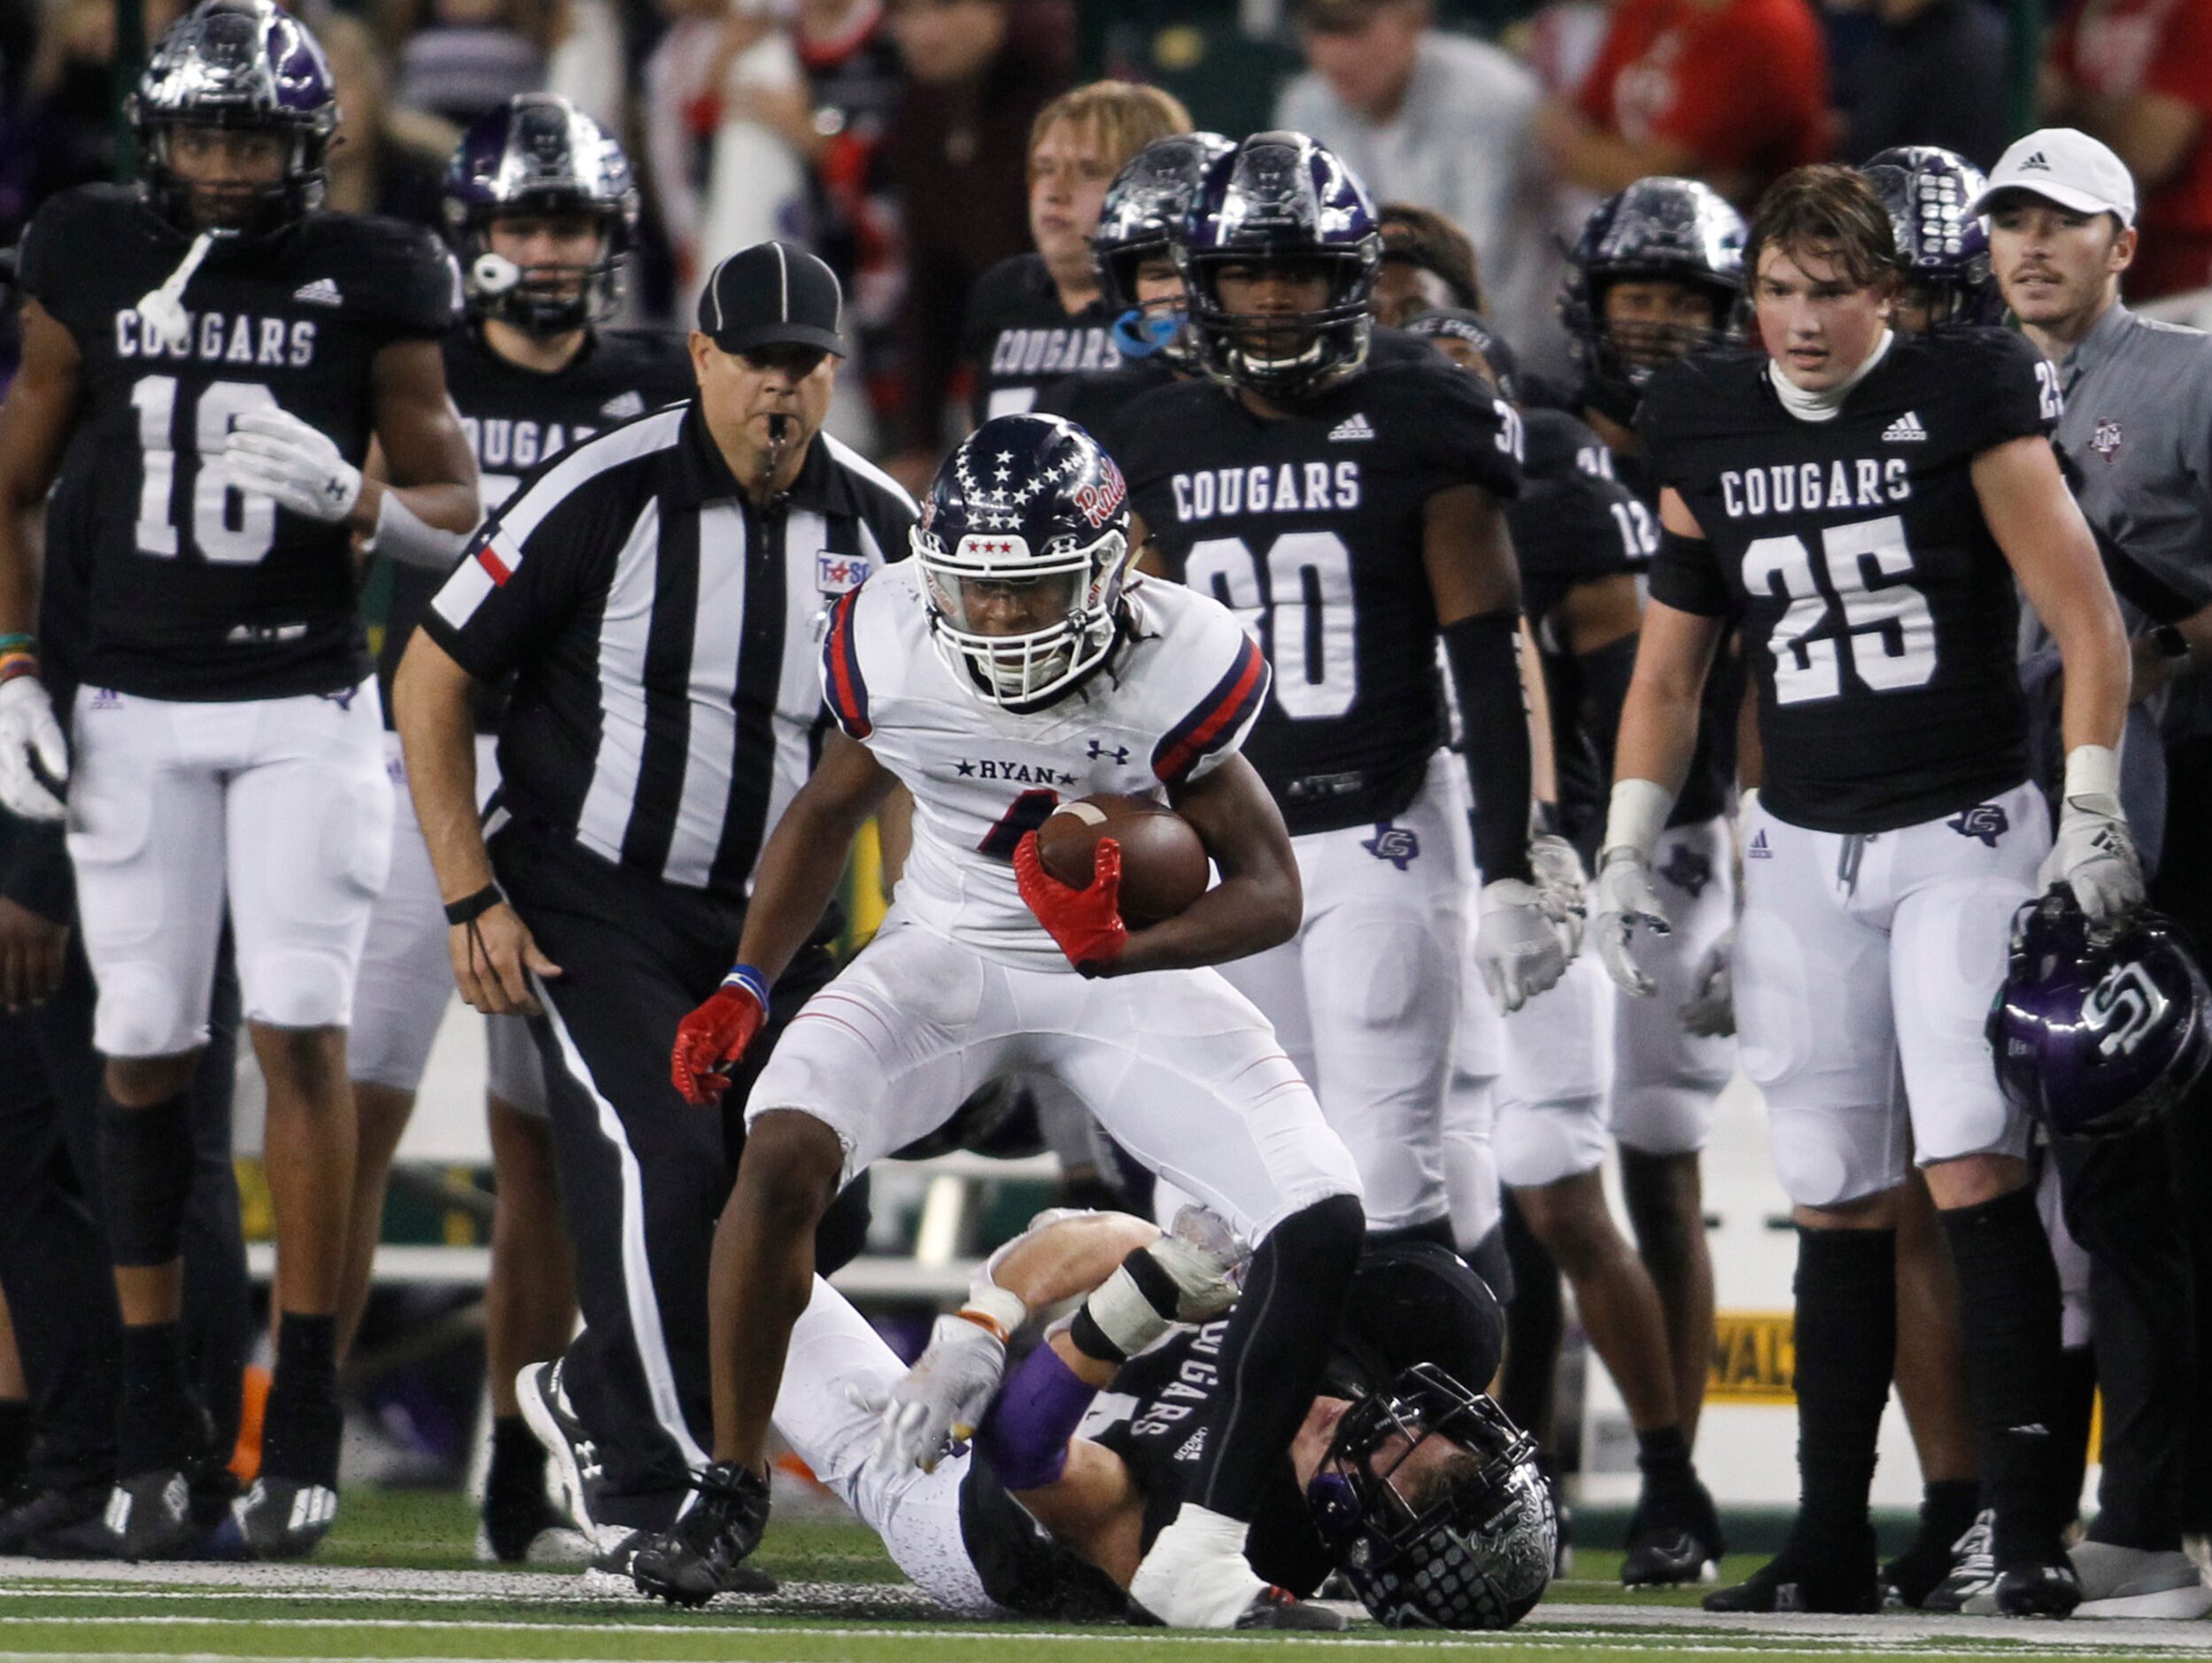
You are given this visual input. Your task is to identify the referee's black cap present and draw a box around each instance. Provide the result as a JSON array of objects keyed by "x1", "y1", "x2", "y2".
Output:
[{"x1": 698, "y1": 241, "x2": 846, "y2": 358}]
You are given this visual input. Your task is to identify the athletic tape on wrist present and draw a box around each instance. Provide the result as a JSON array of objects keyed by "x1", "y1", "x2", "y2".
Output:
[
  {"x1": 367, "y1": 491, "x2": 471, "y2": 574},
  {"x1": 2062, "y1": 744, "x2": 2122, "y2": 806},
  {"x1": 1601, "y1": 777, "x2": 1674, "y2": 862},
  {"x1": 1071, "y1": 1246, "x2": 1184, "y2": 1363}
]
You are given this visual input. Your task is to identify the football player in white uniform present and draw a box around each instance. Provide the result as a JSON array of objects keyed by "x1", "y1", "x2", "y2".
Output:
[{"x1": 637, "y1": 414, "x2": 1365, "y2": 1628}]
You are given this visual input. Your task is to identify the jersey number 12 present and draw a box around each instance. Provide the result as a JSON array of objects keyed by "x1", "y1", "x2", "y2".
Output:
[{"x1": 130, "y1": 374, "x2": 281, "y2": 564}]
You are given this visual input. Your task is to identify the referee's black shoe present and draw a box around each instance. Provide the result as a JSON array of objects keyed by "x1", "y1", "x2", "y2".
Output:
[
  {"x1": 1704, "y1": 1524, "x2": 1881, "y2": 1613},
  {"x1": 630, "y1": 1462, "x2": 777, "y2": 1606}
]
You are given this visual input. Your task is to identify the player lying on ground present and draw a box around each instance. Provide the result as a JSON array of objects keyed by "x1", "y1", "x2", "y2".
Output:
[
  {"x1": 642, "y1": 413, "x2": 1371, "y2": 1628},
  {"x1": 739, "y1": 1204, "x2": 1553, "y2": 1628}
]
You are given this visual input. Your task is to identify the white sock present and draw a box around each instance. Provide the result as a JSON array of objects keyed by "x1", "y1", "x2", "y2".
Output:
[{"x1": 1127, "y1": 1503, "x2": 1265, "y2": 1628}]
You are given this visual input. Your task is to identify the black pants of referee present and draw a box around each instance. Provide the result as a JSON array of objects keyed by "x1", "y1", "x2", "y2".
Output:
[
  {"x1": 495, "y1": 827, "x2": 870, "y2": 1531},
  {"x1": 0, "y1": 922, "x2": 248, "y2": 1494}
]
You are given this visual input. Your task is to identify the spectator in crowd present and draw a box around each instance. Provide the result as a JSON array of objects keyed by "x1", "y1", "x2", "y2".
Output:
[
  {"x1": 2046, "y1": 0, "x2": 2212, "y2": 300},
  {"x1": 391, "y1": 0, "x2": 549, "y2": 128},
  {"x1": 881, "y1": 0, "x2": 1073, "y2": 485},
  {"x1": 1838, "y1": 0, "x2": 2007, "y2": 169},
  {"x1": 1276, "y1": 0, "x2": 1566, "y2": 379},
  {"x1": 1373, "y1": 201, "x2": 1481, "y2": 325},
  {"x1": 0, "y1": 0, "x2": 182, "y2": 239},
  {"x1": 321, "y1": 12, "x2": 455, "y2": 227},
  {"x1": 1536, "y1": 0, "x2": 1829, "y2": 209},
  {"x1": 959, "y1": 80, "x2": 1189, "y2": 424}
]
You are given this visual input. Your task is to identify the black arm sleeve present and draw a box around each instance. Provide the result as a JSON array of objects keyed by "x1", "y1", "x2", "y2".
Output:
[
  {"x1": 1577, "y1": 629, "x2": 1639, "y2": 790},
  {"x1": 1442, "y1": 608, "x2": 1533, "y2": 886}
]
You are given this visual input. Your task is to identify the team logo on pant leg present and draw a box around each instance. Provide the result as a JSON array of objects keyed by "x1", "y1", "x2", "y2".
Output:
[
  {"x1": 1362, "y1": 824, "x2": 1419, "y2": 870},
  {"x1": 1946, "y1": 803, "x2": 2009, "y2": 847},
  {"x1": 1657, "y1": 843, "x2": 1713, "y2": 897}
]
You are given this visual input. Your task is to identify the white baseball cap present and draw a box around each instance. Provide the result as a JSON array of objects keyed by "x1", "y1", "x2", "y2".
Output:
[{"x1": 1969, "y1": 128, "x2": 2138, "y2": 225}]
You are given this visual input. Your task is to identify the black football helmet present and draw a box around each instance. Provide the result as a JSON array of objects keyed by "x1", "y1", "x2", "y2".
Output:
[
  {"x1": 913, "y1": 414, "x2": 1133, "y2": 709},
  {"x1": 443, "y1": 94, "x2": 640, "y2": 336},
  {"x1": 1988, "y1": 886, "x2": 2212, "y2": 1141},
  {"x1": 1175, "y1": 130, "x2": 1382, "y2": 403},
  {"x1": 1095, "y1": 131, "x2": 1234, "y2": 366},
  {"x1": 131, "y1": 0, "x2": 338, "y2": 236},
  {"x1": 1306, "y1": 1363, "x2": 1553, "y2": 1629},
  {"x1": 1861, "y1": 145, "x2": 2000, "y2": 328},
  {"x1": 1323, "y1": 1240, "x2": 1507, "y2": 1404},
  {"x1": 1560, "y1": 177, "x2": 1744, "y2": 422}
]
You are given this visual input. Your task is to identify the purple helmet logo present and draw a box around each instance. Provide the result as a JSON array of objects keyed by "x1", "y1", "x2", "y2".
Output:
[{"x1": 1988, "y1": 887, "x2": 2212, "y2": 1141}]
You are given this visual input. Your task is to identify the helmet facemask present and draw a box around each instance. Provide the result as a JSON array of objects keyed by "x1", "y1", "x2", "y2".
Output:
[
  {"x1": 455, "y1": 198, "x2": 626, "y2": 336},
  {"x1": 917, "y1": 523, "x2": 1132, "y2": 710},
  {"x1": 1180, "y1": 244, "x2": 1377, "y2": 404}
]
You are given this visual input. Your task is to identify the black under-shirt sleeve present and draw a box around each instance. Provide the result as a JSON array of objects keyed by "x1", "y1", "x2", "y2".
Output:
[
  {"x1": 1958, "y1": 326, "x2": 2061, "y2": 452},
  {"x1": 1648, "y1": 527, "x2": 1733, "y2": 617},
  {"x1": 1401, "y1": 362, "x2": 1524, "y2": 500},
  {"x1": 353, "y1": 220, "x2": 465, "y2": 341},
  {"x1": 16, "y1": 189, "x2": 110, "y2": 339}
]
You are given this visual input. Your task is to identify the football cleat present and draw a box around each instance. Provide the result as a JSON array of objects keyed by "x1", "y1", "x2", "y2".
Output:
[
  {"x1": 27, "y1": 1472, "x2": 197, "y2": 1561},
  {"x1": 2069, "y1": 1542, "x2": 2212, "y2": 1618},
  {"x1": 629, "y1": 1462, "x2": 777, "y2": 1607},
  {"x1": 1233, "y1": 1587, "x2": 1348, "y2": 1631},
  {"x1": 0, "y1": 1483, "x2": 105, "y2": 1556},
  {"x1": 1620, "y1": 1476, "x2": 1723, "y2": 1586},
  {"x1": 1704, "y1": 1526, "x2": 1880, "y2": 1614},
  {"x1": 1996, "y1": 1549, "x2": 2082, "y2": 1619},
  {"x1": 1922, "y1": 1509, "x2": 1998, "y2": 1613},
  {"x1": 516, "y1": 1359, "x2": 604, "y2": 1540},
  {"x1": 231, "y1": 1475, "x2": 337, "y2": 1560}
]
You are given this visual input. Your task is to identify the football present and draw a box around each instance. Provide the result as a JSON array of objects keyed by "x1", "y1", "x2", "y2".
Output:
[{"x1": 1035, "y1": 793, "x2": 1210, "y2": 927}]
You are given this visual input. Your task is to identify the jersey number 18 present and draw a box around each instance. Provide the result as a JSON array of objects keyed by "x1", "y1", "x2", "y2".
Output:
[{"x1": 130, "y1": 374, "x2": 282, "y2": 565}]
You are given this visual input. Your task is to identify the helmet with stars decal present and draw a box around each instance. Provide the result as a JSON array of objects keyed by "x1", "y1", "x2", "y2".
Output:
[{"x1": 912, "y1": 414, "x2": 1133, "y2": 710}]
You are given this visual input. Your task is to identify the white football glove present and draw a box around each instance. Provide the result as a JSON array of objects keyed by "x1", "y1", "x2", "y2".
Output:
[
  {"x1": 1591, "y1": 847, "x2": 1672, "y2": 997},
  {"x1": 1678, "y1": 927, "x2": 1735, "y2": 1038},
  {"x1": 218, "y1": 407, "x2": 363, "y2": 523},
  {"x1": 2038, "y1": 793, "x2": 2145, "y2": 933},
  {"x1": 0, "y1": 677, "x2": 68, "y2": 822},
  {"x1": 1475, "y1": 878, "x2": 1572, "y2": 1015},
  {"x1": 1149, "y1": 1205, "x2": 1250, "y2": 1323},
  {"x1": 854, "y1": 1312, "x2": 1007, "y2": 1473},
  {"x1": 1528, "y1": 832, "x2": 1589, "y2": 959}
]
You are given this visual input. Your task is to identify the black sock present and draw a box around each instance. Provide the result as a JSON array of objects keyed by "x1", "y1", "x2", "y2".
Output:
[
  {"x1": 1636, "y1": 1424, "x2": 1695, "y2": 1495},
  {"x1": 1941, "y1": 1188, "x2": 2067, "y2": 1565},
  {"x1": 1192, "y1": 1194, "x2": 1364, "y2": 1520},
  {"x1": 486, "y1": 1413, "x2": 545, "y2": 1499},
  {"x1": 1922, "y1": 1476, "x2": 1983, "y2": 1546},
  {"x1": 1792, "y1": 1226, "x2": 1896, "y2": 1542},
  {"x1": 97, "y1": 1089, "x2": 195, "y2": 1269},
  {"x1": 262, "y1": 1313, "x2": 340, "y2": 1485},
  {"x1": 0, "y1": 1399, "x2": 29, "y2": 1494},
  {"x1": 1498, "y1": 1194, "x2": 1561, "y2": 1439},
  {"x1": 2051, "y1": 1345, "x2": 2097, "y2": 1541},
  {"x1": 119, "y1": 1323, "x2": 204, "y2": 1477}
]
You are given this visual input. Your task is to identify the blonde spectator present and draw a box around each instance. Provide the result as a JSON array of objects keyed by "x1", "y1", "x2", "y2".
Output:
[{"x1": 320, "y1": 10, "x2": 457, "y2": 226}]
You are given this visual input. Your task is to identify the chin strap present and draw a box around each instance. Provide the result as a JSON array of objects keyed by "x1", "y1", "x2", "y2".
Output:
[{"x1": 135, "y1": 231, "x2": 216, "y2": 353}]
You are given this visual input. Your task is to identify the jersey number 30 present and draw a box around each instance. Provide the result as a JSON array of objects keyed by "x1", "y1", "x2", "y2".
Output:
[
  {"x1": 1744, "y1": 513, "x2": 1937, "y2": 704},
  {"x1": 131, "y1": 374, "x2": 281, "y2": 564},
  {"x1": 1184, "y1": 532, "x2": 1357, "y2": 719}
]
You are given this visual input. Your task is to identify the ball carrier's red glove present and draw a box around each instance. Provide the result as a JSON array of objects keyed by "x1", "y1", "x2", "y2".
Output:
[
  {"x1": 671, "y1": 963, "x2": 770, "y2": 1104},
  {"x1": 1014, "y1": 832, "x2": 1128, "y2": 977}
]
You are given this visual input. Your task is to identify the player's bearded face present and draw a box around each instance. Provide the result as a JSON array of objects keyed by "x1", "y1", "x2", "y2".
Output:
[
  {"x1": 1601, "y1": 279, "x2": 1719, "y2": 370},
  {"x1": 1214, "y1": 259, "x2": 1333, "y2": 363},
  {"x1": 487, "y1": 211, "x2": 604, "y2": 311},
  {"x1": 1988, "y1": 198, "x2": 2135, "y2": 329},
  {"x1": 162, "y1": 123, "x2": 290, "y2": 229},
  {"x1": 1752, "y1": 244, "x2": 1893, "y2": 392}
]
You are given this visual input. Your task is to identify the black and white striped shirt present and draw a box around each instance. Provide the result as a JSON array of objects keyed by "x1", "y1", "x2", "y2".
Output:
[{"x1": 423, "y1": 398, "x2": 917, "y2": 901}]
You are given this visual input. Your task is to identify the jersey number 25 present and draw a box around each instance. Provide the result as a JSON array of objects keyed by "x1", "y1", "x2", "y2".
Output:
[{"x1": 1745, "y1": 513, "x2": 1937, "y2": 704}]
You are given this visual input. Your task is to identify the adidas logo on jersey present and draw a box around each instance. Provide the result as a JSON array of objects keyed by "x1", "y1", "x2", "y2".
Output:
[
  {"x1": 1174, "y1": 1427, "x2": 1209, "y2": 1462},
  {"x1": 1747, "y1": 830, "x2": 1773, "y2": 860},
  {"x1": 1882, "y1": 412, "x2": 1928, "y2": 443},
  {"x1": 292, "y1": 277, "x2": 343, "y2": 306},
  {"x1": 1327, "y1": 413, "x2": 1375, "y2": 442},
  {"x1": 2020, "y1": 151, "x2": 2052, "y2": 171},
  {"x1": 601, "y1": 391, "x2": 646, "y2": 421}
]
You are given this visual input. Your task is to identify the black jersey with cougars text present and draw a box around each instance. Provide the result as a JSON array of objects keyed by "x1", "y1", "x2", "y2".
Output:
[
  {"x1": 1033, "y1": 356, "x2": 1177, "y2": 460},
  {"x1": 962, "y1": 252, "x2": 1120, "y2": 425},
  {"x1": 1639, "y1": 329, "x2": 2057, "y2": 833},
  {"x1": 18, "y1": 184, "x2": 461, "y2": 701},
  {"x1": 367, "y1": 323, "x2": 692, "y2": 728},
  {"x1": 1119, "y1": 336, "x2": 1524, "y2": 836},
  {"x1": 1511, "y1": 406, "x2": 1727, "y2": 847}
]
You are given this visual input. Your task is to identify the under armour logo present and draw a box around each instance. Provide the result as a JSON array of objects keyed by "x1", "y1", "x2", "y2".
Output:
[
  {"x1": 1362, "y1": 824, "x2": 1419, "y2": 870},
  {"x1": 1087, "y1": 739, "x2": 1129, "y2": 764},
  {"x1": 1947, "y1": 803, "x2": 2009, "y2": 847}
]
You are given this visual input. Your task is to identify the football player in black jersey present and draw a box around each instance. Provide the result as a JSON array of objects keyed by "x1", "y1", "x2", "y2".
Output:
[
  {"x1": 337, "y1": 93, "x2": 692, "y2": 1564},
  {"x1": 0, "y1": 0, "x2": 476, "y2": 1559},
  {"x1": 1603, "y1": 165, "x2": 2140, "y2": 1617},
  {"x1": 803, "y1": 1205, "x2": 1551, "y2": 1628},
  {"x1": 1404, "y1": 304, "x2": 1729, "y2": 1588},
  {"x1": 1119, "y1": 133, "x2": 1573, "y2": 1253},
  {"x1": 956, "y1": 82, "x2": 1190, "y2": 429}
]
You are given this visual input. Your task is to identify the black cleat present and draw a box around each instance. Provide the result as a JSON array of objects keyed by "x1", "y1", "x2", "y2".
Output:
[
  {"x1": 1622, "y1": 1476, "x2": 1725, "y2": 1586},
  {"x1": 1922, "y1": 1509, "x2": 1997, "y2": 1613},
  {"x1": 1234, "y1": 1586, "x2": 1348, "y2": 1631},
  {"x1": 35, "y1": 1471, "x2": 198, "y2": 1562},
  {"x1": 517, "y1": 1361, "x2": 606, "y2": 1541},
  {"x1": 1883, "y1": 1517, "x2": 1970, "y2": 1609},
  {"x1": 0, "y1": 1484, "x2": 105, "y2": 1555},
  {"x1": 629, "y1": 1462, "x2": 777, "y2": 1608},
  {"x1": 1705, "y1": 1527, "x2": 1880, "y2": 1614},
  {"x1": 231, "y1": 1475, "x2": 337, "y2": 1560},
  {"x1": 1996, "y1": 1549, "x2": 2082, "y2": 1619}
]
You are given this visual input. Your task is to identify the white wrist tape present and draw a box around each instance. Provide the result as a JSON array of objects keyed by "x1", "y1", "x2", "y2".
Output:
[
  {"x1": 366, "y1": 491, "x2": 473, "y2": 574},
  {"x1": 958, "y1": 1280, "x2": 1027, "y2": 1342},
  {"x1": 1601, "y1": 777, "x2": 1674, "y2": 862},
  {"x1": 1084, "y1": 1263, "x2": 1173, "y2": 1358},
  {"x1": 2062, "y1": 744, "x2": 2122, "y2": 805}
]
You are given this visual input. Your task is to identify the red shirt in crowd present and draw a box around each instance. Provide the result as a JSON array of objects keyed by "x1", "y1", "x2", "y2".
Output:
[
  {"x1": 1575, "y1": 0, "x2": 1830, "y2": 207},
  {"x1": 2051, "y1": 0, "x2": 2212, "y2": 299}
]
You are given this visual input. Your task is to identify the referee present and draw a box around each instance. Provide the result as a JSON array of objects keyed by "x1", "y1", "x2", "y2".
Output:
[{"x1": 393, "y1": 243, "x2": 916, "y2": 1562}]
